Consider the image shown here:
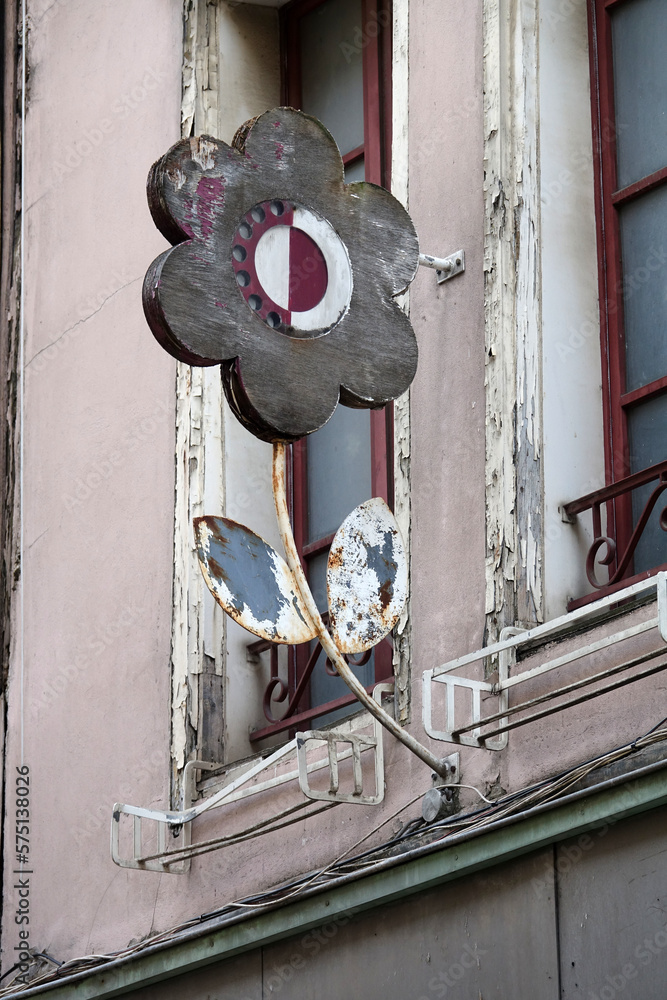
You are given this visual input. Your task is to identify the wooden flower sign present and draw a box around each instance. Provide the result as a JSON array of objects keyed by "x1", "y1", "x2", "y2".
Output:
[
  {"x1": 143, "y1": 109, "x2": 443, "y2": 774},
  {"x1": 143, "y1": 108, "x2": 418, "y2": 442}
]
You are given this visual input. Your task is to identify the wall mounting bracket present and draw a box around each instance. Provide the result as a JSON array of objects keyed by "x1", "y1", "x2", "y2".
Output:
[
  {"x1": 423, "y1": 573, "x2": 667, "y2": 750},
  {"x1": 111, "y1": 684, "x2": 392, "y2": 872},
  {"x1": 419, "y1": 250, "x2": 465, "y2": 284}
]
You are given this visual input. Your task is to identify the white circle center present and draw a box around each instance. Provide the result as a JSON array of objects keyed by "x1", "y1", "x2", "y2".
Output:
[{"x1": 253, "y1": 206, "x2": 352, "y2": 332}]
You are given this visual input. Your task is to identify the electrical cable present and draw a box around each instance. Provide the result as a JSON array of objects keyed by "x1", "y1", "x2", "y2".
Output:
[{"x1": 3, "y1": 722, "x2": 667, "y2": 996}]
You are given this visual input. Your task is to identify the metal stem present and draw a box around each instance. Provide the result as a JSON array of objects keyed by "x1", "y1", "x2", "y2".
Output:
[{"x1": 272, "y1": 442, "x2": 449, "y2": 778}]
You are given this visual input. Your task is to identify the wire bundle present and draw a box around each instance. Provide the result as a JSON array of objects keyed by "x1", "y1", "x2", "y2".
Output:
[{"x1": 2, "y1": 719, "x2": 666, "y2": 997}]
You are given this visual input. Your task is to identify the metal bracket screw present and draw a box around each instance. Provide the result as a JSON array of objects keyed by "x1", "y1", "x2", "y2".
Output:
[{"x1": 419, "y1": 250, "x2": 465, "y2": 285}]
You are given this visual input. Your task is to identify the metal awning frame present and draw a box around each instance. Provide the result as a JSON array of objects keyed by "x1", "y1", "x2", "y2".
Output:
[
  {"x1": 423, "y1": 573, "x2": 667, "y2": 749},
  {"x1": 111, "y1": 684, "x2": 392, "y2": 872}
]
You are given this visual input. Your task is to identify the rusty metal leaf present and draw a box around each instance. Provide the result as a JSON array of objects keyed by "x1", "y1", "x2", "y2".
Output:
[
  {"x1": 327, "y1": 498, "x2": 408, "y2": 654},
  {"x1": 194, "y1": 516, "x2": 317, "y2": 644}
]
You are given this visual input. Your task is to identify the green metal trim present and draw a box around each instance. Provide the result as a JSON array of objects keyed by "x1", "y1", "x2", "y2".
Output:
[{"x1": 19, "y1": 765, "x2": 667, "y2": 1000}]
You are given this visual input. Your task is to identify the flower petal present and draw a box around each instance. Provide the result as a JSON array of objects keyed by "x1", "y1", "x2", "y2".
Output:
[
  {"x1": 319, "y1": 181, "x2": 418, "y2": 299},
  {"x1": 143, "y1": 243, "x2": 243, "y2": 365},
  {"x1": 238, "y1": 109, "x2": 345, "y2": 200},
  {"x1": 143, "y1": 110, "x2": 421, "y2": 442},
  {"x1": 147, "y1": 135, "x2": 249, "y2": 244},
  {"x1": 222, "y1": 345, "x2": 342, "y2": 443},
  {"x1": 335, "y1": 302, "x2": 418, "y2": 408}
]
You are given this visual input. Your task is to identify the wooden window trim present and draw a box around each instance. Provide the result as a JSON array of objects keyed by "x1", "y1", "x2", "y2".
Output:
[{"x1": 588, "y1": 0, "x2": 667, "y2": 571}]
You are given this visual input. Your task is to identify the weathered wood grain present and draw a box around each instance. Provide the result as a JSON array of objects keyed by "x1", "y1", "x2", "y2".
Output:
[{"x1": 143, "y1": 108, "x2": 420, "y2": 442}]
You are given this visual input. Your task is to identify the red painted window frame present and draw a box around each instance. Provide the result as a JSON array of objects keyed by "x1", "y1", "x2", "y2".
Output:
[
  {"x1": 281, "y1": 0, "x2": 394, "y2": 720},
  {"x1": 587, "y1": 0, "x2": 667, "y2": 573}
]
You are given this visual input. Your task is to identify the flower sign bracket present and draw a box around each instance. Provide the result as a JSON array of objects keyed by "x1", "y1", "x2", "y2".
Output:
[
  {"x1": 143, "y1": 108, "x2": 450, "y2": 780},
  {"x1": 418, "y1": 250, "x2": 466, "y2": 285}
]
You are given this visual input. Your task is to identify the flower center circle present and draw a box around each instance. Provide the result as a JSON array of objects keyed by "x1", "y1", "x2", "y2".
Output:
[{"x1": 231, "y1": 200, "x2": 352, "y2": 338}]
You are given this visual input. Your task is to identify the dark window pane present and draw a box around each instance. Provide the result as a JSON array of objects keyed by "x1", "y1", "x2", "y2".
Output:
[
  {"x1": 619, "y1": 185, "x2": 667, "y2": 392},
  {"x1": 612, "y1": 0, "x2": 667, "y2": 189},
  {"x1": 627, "y1": 394, "x2": 667, "y2": 573},
  {"x1": 344, "y1": 156, "x2": 365, "y2": 184},
  {"x1": 307, "y1": 406, "x2": 372, "y2": 543},
  {"x1": 300, "y1": 0, "x2": 364, "y2": 156}
]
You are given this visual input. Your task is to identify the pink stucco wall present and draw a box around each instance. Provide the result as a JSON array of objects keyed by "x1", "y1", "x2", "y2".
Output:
[
  {"x1": 408, "y1": 0, "x2": 487, "y2": 665},
  {"x1": 2, "y1": 0, "x2": 183, "y2": 963},
  {"x1": 2, "y1": 0, "x2": 493, "y2": 964},
  {"x1": 2, "y1": 0, "x2": 663, "y2": 972}
]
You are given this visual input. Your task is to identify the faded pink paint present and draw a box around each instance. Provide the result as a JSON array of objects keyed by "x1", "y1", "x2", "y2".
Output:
[
  {"x1": 2, "y1": 0, "x2": 184, "y2": 965},
  {"x1": 195, "y1": 175, "x2": 225, "y2": 239},
  {"x1": 4, "y1": 0, "x2": 663, "y2": 976}
]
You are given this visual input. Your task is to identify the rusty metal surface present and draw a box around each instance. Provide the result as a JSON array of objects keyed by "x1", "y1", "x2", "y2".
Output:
[
  {"x1": 326, "y1": 498, "x2": 408, "y2": 654},
  {"x1": 272, "y1": 442, "x2": 451, "y2": 779},
  {"x1": 194, "y1": 515, "x2": 317, "y2": 644}
]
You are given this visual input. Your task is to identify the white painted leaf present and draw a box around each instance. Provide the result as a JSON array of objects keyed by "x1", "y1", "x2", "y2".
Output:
[
  {"x1": 327, "y1": 498, "x2": 408, "y2": 654},
  {"x1": 194, "y1": 516, "x2": 317, "y2": 644}
]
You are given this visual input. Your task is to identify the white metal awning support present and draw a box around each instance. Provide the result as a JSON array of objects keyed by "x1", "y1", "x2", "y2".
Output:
[
  {"x1": 423, "y1": 573, "x2": 667, "y2": 750},
  {"x1": 111, "y1": 684, "x2": 392, "y2": 872}
]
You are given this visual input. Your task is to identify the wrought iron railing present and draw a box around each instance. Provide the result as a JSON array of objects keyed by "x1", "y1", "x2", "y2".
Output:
[
  {"x1": 248, "y1": 618, "x2": 391, "y2": 742},
  {"x1": 562, "y1": 459, "x2": 667, "y2": 603}
]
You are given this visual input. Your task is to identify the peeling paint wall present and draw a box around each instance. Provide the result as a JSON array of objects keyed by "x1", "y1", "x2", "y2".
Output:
[
  {"x1": 391, "y1": 0, "x2": 411, "y2": 724},
  {"x1": 483, "y1": 0, "x2": 543, "y2": 641},
  {"x1": 176, "y1": 0, "x2": 285, "y2": 771},
  {"x1": 171, "y1": 1, "x2": 227, "y2": 796},
  {"x1": 483, "y1": 0, "x2": 604, "y2": 629}
]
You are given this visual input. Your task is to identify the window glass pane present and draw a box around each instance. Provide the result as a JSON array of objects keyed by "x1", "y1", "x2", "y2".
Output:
[
  {"x1": 307, "y1": 552, "x2": 374, "y2": 724},
  {"x1": 300, "y1": 0, "x2": 364, "y2": 156},
  {"x1": 619, "y1": 185, "x2": 667, "y2": 392},
  {"x1": 612, "y1": 0, "x2": 667, "y2": 189},
  {"x1": 307, "y1": 406, "x2": 372, "y2": 542},
  {"x1": 344, "y1": 156, "x2": 366, "y2": 184},
  {"x1": 627, "y1": 394, "x2": 667, "y2": 573}
]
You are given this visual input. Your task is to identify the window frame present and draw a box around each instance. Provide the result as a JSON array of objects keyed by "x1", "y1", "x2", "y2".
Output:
[{"x1": 588, "y1": 0, "x2": 667, "y2": 571}]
